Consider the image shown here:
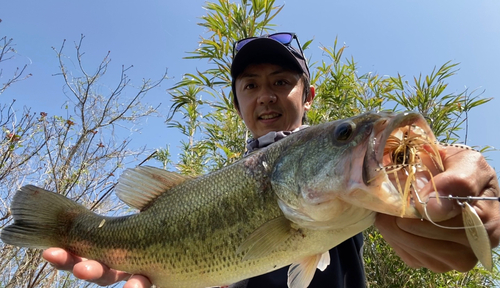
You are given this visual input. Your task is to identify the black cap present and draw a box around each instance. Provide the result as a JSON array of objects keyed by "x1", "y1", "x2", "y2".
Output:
[{"x1": 230, "y1": 37, "x2": 309, "y2": 103}]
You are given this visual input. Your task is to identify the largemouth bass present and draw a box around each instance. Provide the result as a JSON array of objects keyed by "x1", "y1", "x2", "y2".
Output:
[{"x1": 1, "y1": 111, "x2": 477, "y2": 287}]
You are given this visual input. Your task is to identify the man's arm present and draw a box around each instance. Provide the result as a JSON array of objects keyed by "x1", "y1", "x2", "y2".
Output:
[
  {"x1": 43, "y1": 248, "x2": 152, "y2": 287},
  {"x1": 375, "y1": 146, "x2": 500, "y2": 271}
]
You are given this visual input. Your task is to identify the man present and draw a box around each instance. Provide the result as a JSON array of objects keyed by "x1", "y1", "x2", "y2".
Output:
[{"x1": 44, "y1": 32, "x2": 500, "y2": 287}]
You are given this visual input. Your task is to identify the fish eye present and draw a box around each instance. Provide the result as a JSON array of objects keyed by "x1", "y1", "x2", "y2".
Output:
[{"x1": 334, "y1": 122, "x2": 355, "y2": 141}]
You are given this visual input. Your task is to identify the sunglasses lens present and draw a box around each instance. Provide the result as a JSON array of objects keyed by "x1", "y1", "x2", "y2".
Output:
[
  {"x1": 235, "y1": 38, "x2": 255, "y2": 52},
  {"x1": 233, "y1": 33, "x2": 300, "y2": 58},
  {"x1": 269, "y1": 33, "x2": 293, "y2": 45}
]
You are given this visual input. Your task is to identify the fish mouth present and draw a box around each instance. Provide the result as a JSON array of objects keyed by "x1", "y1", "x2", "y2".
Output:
[{"x1": 362, "y1": 112, "x2": 442, "y2": 217}]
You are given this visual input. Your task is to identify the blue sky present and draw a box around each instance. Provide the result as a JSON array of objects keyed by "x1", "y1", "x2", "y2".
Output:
[{"x1": 2, "y1": 0, "x2": 500, "y2": 173}]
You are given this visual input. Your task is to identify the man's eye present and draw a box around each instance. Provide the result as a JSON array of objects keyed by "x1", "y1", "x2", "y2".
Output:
[
  {"x1": 275, "y1": 80, "x2": 288, "y2": 86},
  {"x1": 245, "y1": 83, "x2": 256, "y2": 89}
]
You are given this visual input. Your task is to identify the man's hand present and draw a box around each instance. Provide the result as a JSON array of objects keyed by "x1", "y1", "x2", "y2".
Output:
[
  {"x1": 375, "y1": 146, "x2": 500, "y2": 272},
  {"x1": 43, "y1": 248, "x2": 152, "y2": 287}
]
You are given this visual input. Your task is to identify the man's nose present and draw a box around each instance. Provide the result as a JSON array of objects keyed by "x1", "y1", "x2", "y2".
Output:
[{"x1": 257, "y1": 89, "x2": 277, "y2": 105}]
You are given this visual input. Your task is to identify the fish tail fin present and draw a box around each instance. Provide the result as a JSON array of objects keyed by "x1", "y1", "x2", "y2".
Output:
[{"x1": 1, "y1": 185, "x2": 89, "y2": 249}]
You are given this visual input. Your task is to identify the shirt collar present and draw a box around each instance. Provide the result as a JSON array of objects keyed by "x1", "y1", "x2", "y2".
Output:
[{"x1": 244, "y1": 125, "x2": 309, "y2": 156}]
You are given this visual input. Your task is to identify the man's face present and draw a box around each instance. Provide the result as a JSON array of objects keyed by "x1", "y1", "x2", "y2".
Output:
[{"x1": 234, "y1": 63, "x2": 314, "y2": 138}]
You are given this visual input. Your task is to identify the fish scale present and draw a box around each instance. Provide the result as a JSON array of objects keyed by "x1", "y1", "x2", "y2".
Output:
[{"x1": 63, "y1": 155, "x2": 290, "y2": 287}]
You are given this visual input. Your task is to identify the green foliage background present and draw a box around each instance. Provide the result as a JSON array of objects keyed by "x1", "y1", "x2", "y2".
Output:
[{"x1": 158, "y1": 0, "x2": 499, "y2": 287}]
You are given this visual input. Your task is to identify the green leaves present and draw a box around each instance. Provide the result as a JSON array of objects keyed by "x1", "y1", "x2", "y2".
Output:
[
  {"x1": 386, "y1": 61, "x2": 491, "y2": 143},
  {"x1": 310, "y1": 42, "x2": 392, "y2": 124},
  {"x1": 311, "y1": 46, "x2": 492, "y2": 147}
]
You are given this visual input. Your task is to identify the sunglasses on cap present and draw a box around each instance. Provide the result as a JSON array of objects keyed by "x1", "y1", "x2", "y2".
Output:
[{"x1": 232, "y1": 32, "x2": 305, "y2": 58}]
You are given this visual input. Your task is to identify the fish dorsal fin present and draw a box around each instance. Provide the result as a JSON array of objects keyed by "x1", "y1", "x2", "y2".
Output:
[
  {"x1": 115, "y1": 166, "x2": 190, "y2": 210},
  {"x1": 288, "y1": 251, "x2": 330, "y2": 288},
  {"x1": 236, "y1": 216, "x2": 292, "y2": 261}
]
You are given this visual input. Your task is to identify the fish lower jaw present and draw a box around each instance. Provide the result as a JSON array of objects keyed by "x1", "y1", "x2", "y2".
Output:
[
  {"x1": 367, "y1": 168, "x2": 426, "y2": 218},
  {"x1": 279, "y1": 198, "x2": 377, "y2": 230},
  {"x1": 341, "y1": 184, "x2": 421, "y2": 219}
]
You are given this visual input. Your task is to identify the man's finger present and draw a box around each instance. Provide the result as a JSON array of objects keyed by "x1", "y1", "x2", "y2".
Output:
[
  {"x1": 72, "y1": 260, "x2": 131, "y2": 285},
  {"x1": 43, "y1": 248, "x2": 83, "y2": 271},
  {"x1": 124, "y1": 275, "x2": 153, "y2": 288},
  {"x1": 376, "y1": 214, "x2": 477, "y2": 272},
  {"x1": 395, "y1": 215, "x2": 470, "y2": 246}
]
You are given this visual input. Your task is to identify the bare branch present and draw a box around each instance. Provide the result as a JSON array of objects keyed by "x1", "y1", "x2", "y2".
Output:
[{"x1": 1, "y1": 34, "x2": 167, "y2": 287}]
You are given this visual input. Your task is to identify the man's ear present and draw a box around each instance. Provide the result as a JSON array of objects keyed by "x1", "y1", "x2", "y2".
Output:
[
  {"x1": 304, "y1": 86, "x2": 315, "y2": 111},
  {"x1": 235, "y1": 103, "x2": 243, "y2": 118}
]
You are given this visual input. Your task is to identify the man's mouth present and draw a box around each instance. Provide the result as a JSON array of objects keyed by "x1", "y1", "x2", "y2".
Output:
[{"x1": 259, "y1": 113, "x2": 281, "y2": 120}]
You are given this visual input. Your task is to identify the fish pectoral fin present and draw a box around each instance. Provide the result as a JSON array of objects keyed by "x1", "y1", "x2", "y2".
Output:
[
  {"x1": 287, "y1": 252, "x2": 329, "y2": 288},
  {"x1": 236, "y1": 216, "x2": 292, "y2": 261},
  {"x1": 316, "y1": 251, "x2": 330, "y2": 271},
  {"x1": 115, "y1": 166, "x2": 191, "y2": 210}
]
